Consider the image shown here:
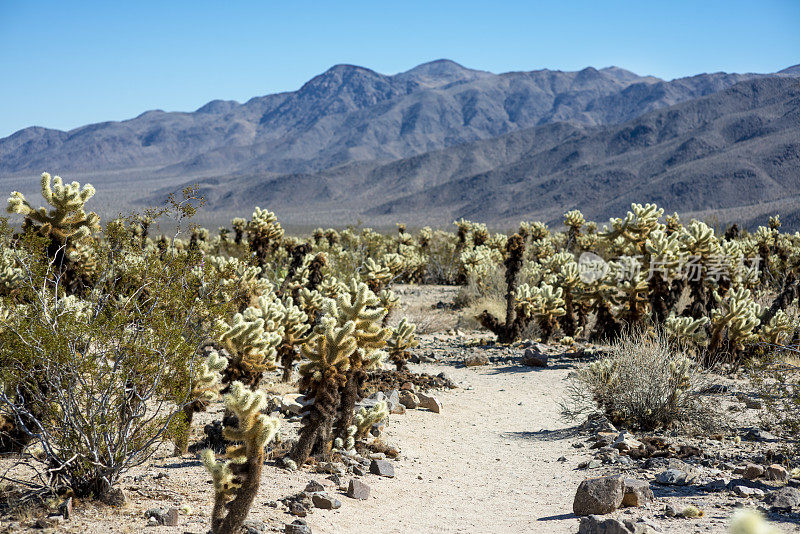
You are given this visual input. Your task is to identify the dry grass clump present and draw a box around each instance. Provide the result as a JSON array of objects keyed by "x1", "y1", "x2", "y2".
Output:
[{"x1": 562, "y1": 328, "x2": 720, "y2": 431}]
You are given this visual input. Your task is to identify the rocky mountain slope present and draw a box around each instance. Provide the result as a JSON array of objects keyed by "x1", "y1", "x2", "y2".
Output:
[
  {"x1": 2, "y1": 60, "x2": 798, "y2": 228},
  {"x1": 154, "y1": 77, "x2": 800, "y2": 229}
]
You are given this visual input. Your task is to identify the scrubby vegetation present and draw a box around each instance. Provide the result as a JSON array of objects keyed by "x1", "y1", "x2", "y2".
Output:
[{"x1": 1, "y1": 172, "x2": 799, "y2": 531}]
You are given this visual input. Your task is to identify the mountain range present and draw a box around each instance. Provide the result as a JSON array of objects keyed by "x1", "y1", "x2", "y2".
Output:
[{"x1": 2, "y1": 59, "x2": 799, "y2": 229}]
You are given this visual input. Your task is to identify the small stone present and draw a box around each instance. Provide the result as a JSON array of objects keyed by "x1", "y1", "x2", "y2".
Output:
[
  {"x1": 318, "y1": 462, "x2": 346, "y2": 475},
  {"x1": 655, "y1": 469, "x2": 691, "y2": 486},
  {"x1": 417, "y1": 393, "x2": 442, "y2": 413},
  {"x1": 734, "y1": 485, "x2": 765, "y2": 498},
  {"x1": 587, "y1": 460, "x2": 602, "y2": 469},
  {"x1": 400, "y1": 381, "x2": 415, "y2": 391},
  {"x1": 34, "y1": 517, "x2": 60, "y2": 529},
  {"x1": 573, "y1": 475, "x2": 624, "y2": 516},
  {"x1": 370, "y1": 459, "x2": 395, "y2": 477},
  {"x1": 743, "y1": 464, "x2": 765, "y2": 480},
  {"x1": 242, "y1": 520, "x2": 269, "y2": 534},
  {"x1": 521, "y1": 348, "x2": 548, "y2": 367},
  {"x1": 766, "y1": 464, "x2": 788, "y2": 482},
  {"x1": 390, "y1": 403, "x2": 406, "y2": 415},
  {"x1": 399, "y1": 391, "x2": 419, "y2": 409},
  {"x1": 144, "y1": 507, "x2": 178, "y2": 526},
  {"x1": 326, "y1": 474, "x2": 344, "y2": 487},
  {"x1": 304, "y1": 480, "x2": 325, "y2": 493},
  {"x1": 613, "y1": 432, "x2": 643, "y2": 452},
  {"x1": 58, "y1": 497, "x2": 73, "y2": 520},
  {"x1": 290, "y1": 502, "x2": 308, "y2": 517},
  {"x1": 311, "y1": 492, "x2": 341, "y2": 510},
  {"x1": 101, "y1": 487, "x2": 127, "y2": 507},
  {"x1": 664, "y1": 503, "x2": 678, "y2": 517},
  {"x1": 702, "y1": 478, "x2": 729, "y2": 492},
  {"x1": 285, "y1": 520, "x2": 312, "y2": 534},
  {"x1": 578, "y1": 515, "x2": 635, "y2": 534},
  {"x1": 464, "y1": 354, "x2": 489, "y2": 367},
  {"x1": 347, "y1": 479, "x2": 370, "y2": 500},
  {"x1": 621, "y1": 479, "x2": 653, "y2": 507},
  {"x1": 766, "y1": 486, "x2": 800, "y2": 511},
  {"x1": 352, "y1": 465, "x2": 366, "y2": 476},
  {"x1": 743, "y1": 428, "x2": 778, "y2": 442},
  {"x1": 281, "y1": 394, "x2": 307, "y2": 415}
]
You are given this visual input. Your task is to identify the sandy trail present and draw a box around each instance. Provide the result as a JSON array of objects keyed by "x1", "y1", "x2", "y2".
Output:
[{"x1": 313, "y1": 359, "x2": 586, "y2": 534}]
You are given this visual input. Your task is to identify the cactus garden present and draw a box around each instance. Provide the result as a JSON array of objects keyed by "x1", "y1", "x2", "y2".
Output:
[{"x1": 0, "y1": 174, "x2": 799, "y2": 534}]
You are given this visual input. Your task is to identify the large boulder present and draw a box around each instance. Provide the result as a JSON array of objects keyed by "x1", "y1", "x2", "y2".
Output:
[{"x1": 573, "y1": 476, "x2": 624, "y2": 516}]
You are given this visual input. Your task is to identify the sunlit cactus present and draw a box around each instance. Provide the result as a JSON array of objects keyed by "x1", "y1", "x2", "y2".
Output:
[
  {"x1": 708, "y1": 287, "x2": 762, "y2": 358},
  {"x1": 387, "y1": 317, "x2": 418, "y2": 370},
  {"x1": 354, "y1": 401, "x2": 388, "y2": 440},
  {"x1": 202, "y1": 381, "x2": 279, "y2": 534},
  {"x1": 290, "y1": 318, "x2": 355, "y2": 466},
  {"x1": 6, "y1": 172, "x2": 100, "y2": 244},
  {"x1": 761, "y1": 310, "x2": 793, "y2": 345},
  {"x1": 361, "y1": 257, "x2": 393, "y2": 293},
  {"x1": 174, "y1": 351, "x2": 229, "y2": 455},
  {"x1": 324, "y1": 281, "x2": 391, "y2": 445},
  {"x1": 665, "y1": 315, "x2": 709, "y2": 345},
  {"x1": 219, "y1": 313, "x2": 281, "y2": 389}
]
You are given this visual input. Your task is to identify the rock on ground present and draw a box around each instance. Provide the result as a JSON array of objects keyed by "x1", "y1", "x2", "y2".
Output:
[{"x1": 573, "y1": 476, "x2": 624, "y2": 516}]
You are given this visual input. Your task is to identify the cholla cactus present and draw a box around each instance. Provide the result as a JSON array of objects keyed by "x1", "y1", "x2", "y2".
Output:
[
  {"x1": 231, "y1": 218, "x2": 247, "y2": 245},
  {"x1": 219, "y1": 313, "x2": 281, "y2": 389},
  {"x1": 418, "y1": 226, "x2": 433, "y2": 249},
  {"x1": 354, "y1": 401, "x2": 388, "y2": 440},
  {"x1": 519, "y1": 221, "x2": 549, "y2": 241},
  {"x1": 325, "y1": 281, "x2": 391, "y2": 444},
  {"x1": 6, "y1": 172, "x2": 100, "y2": 244},
  {"x1": 564, "y1": 209, "x2": 585, "y2": 250},
  {"x1": 277, "y1": 298, "x2": 311, "y2": 382},
  {"x1": 761, "y1": 310, "x2": 793, "y2": 345},
  {"x1": 361, "y1": 257, "x2": 392, "y2": 293},
  {"x1": 564, "y1": 210, "x2": 585, "y2": 231},
  {"x1": 729, "y1": 508, "x2": 782, "y2": 534},
  {"x1": 379, "y1": 288, "x2": 400, "y2": 326},
  {"x1": 529, "y1": 283, "x2": 566, "y2": 342},
  {"x1": 645, "y1": 229, "x2": 683, "y2": 323},
  {"x1": 202, "y1": 382, "x2": 279, "y2": 534},
  {"x1": 600, "y1": 203, "x2": 664, "y2": 252},
  {"x1": 609, "y1": 256, "x2": 650, "y2": 327},
  {"x1": 478, "y1": 234, "x2": 529, "y2": 343},
  {"x1": 387, "y1": 317, "x2": 418, "y2": 370},
  {"x1": 708, "y1": 287, "x2": 762, "y2": 358},
  {"x1": 665, "y1": 212, "x2": 681, "y2": 234},
  {"x1": 290, "y1": 318, "x2": 356, "y2": 466},
  {"x1": 247, "y1": 208, "x2": 283, "y2": 268},
  {"x1": 0, "y1": 248, "x2": 23, "y2": 296},
  {"x1": 174, "y1": 351, "x2": 229, "y2": 455},
  {"x1": 665, "y1": 315, "x2": 709, "y2": 345},
  {"x1": 460, "y1": 245, "x2": 501, "y2": 288}
]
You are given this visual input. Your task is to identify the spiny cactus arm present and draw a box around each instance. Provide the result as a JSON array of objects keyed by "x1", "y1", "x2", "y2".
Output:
[
  {"x1": 202, "y1": 381, "x2": 279, "y2": 534},
  {"x1": 193, "y1": 351, "x2": 229, "y2": 402},
  {"x1": 354, "y1": 401, "x2": 389, "y2": 440},
  {"x1": 665, "y1": 315, "x2": 709, "y2": 345}
]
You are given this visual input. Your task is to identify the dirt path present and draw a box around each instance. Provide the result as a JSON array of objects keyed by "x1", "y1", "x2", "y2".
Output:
[{"x1": 313, "y1": 358, "x2": 586, "y2": 533}]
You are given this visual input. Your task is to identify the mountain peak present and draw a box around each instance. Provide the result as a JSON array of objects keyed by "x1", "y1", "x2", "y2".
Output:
[
  {"x1": 395, "y1": 59, "x2": 491, "y2": 86},
  {"x1": 779, "y1": 64, "x2": 800, "y2": 75}
]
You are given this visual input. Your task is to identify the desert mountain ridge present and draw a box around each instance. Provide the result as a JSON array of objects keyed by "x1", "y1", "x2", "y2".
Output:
[{"x1": 1, "y1": 60, "x2": 799, "y2": 229}]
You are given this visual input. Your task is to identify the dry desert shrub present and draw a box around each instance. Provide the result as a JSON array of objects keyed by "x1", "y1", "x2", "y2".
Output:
[{"x1": 562, "y1": 328, "x2": 721, "y2": 431}]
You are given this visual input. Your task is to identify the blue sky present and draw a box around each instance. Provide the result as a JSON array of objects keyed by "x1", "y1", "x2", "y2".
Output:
[{"x1": 1, "y1": 0, "x2": 798, "y2": 138}]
